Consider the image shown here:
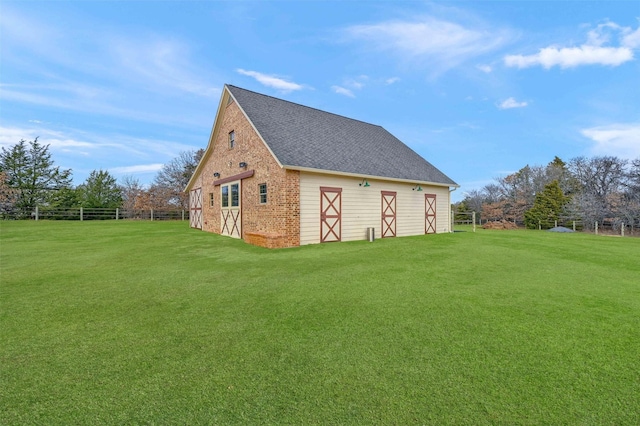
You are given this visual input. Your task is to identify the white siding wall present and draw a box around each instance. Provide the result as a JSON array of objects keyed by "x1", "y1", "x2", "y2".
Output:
[{"x1": 299, "y1": 172, "x2": 451, "y2": 245}]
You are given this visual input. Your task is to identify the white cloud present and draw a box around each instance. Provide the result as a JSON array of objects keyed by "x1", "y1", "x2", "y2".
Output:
[
  {"x1": 505, "y1": 21, "x2": 639, "y2": 69},
  {"x1": 331, "y1": 86, "x2": 355, "y2": 98},
  {"x1": 346, "y1": 79, "x2": 365, "y2": 90},
  {"x1": 476, "y1": 64, "x2": 492, "y2": 73},
  {"x1": 385, "y1": 77, "x2": 400, "y2": 85},
  {"x1": 0, "y1": 8, "x2": 221, "y2": 131},
  {"x1": 236, "y1": 69, "x2": 303, "y2": 92},
  {"x1": 505, "y1": 46, "x2": 633, "y2": 69},
  {"x1": 344, "y1": 16, "x2": 511, "y2": 75},
  {"x1": 110, "y1": 164, "x2": 165, "y2": 174},
  {"x1": 623, "y1": 26, "x2": 640, "y2": 49},
  {"x1": 498, "y1": 97, "x2": 528, "y2": 109},
  {"x1": 0, "y1": 124, "x2": 198, "y2": 160},
  {"x1": 0, "y1": 7, "x2": 71, "y2": 68},
  {"x1": 110, "y1": 37, "x2": 219, "y2": 98},
  {"x1": 1, "y1": 7, "x2": 219, "y2": 100},
  {"x1": 586, "y1": 22, "x2": 622, "y2": 47},
  {"x1": 0, "y1": 126, "x2": 39, "y2": 148},
  {"x1": 0, "y1": 83, "x2": 209, "y2": 128},
  {"x1": 581, "y1": 123, "x2": 640, "y2": 159},
  {"x1": 0, "y1": 126, "x2": 94, "y2": 150}
]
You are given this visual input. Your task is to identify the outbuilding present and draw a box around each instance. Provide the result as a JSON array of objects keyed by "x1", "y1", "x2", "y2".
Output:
[{"x1": 185, "y1": 84, "x2": 458, "y2": 248}]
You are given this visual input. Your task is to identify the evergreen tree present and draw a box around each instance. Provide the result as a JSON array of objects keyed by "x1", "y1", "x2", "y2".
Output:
[
  {"x1": 48, "y1": 187, "x2": 81, "y2": 209},
  {"x1": 524, "y1": 180, "x2": 570, "y2": 229},
  {"x1": 0, "y1": 138, "x2": 72, "y2": 212},
  {"x1": 78, "y1": 170, "x2": 122, "y2": 208},
  {"x1": 0, "y1": 172, "x2": 19, "y2": 216}
]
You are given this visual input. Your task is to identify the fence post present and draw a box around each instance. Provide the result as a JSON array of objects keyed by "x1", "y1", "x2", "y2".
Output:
[
  {"x1": 554, "y1": 220, "x2": 557, "y2": 228},
  {"x1": 595, "y1": 221, "x2": 598, "y2": 235},
  {"x1": 472, "y1": 211, "x2": 476, "y2": 233},
  {"x1": 151, "y1": 209, "x2": 154, "y2": 221},
  {"x1": 621, "y1": 223, "x2": 625, "y2": 237},
  {"x1": 538, "y1": 220, "x2": 541, "y2": 230},
  {"x1": 80, "y1": 207, "x2": 83, "y2": 221},
  {"x1": 573, "y1": 221, "x2": 576, "y2": 231},
  {"x1": 35, "y1": 206, "x2": 39, "y2": 221},
  {"x1": 116, "y1": 208, "x2": 119, "y2": 220},
  {"x1": 182, "y1": 210, "x2": 185, "y2": 221}
]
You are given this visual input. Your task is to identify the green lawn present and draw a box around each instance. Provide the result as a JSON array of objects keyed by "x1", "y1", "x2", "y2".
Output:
[{"x1": 1, "y1": 221, "x2": 639, "y2": 425}]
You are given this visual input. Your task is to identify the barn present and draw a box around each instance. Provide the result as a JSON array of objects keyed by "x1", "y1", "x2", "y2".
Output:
[{"x1": 185, "y1": 84, "x2": 458, "y2": 248}]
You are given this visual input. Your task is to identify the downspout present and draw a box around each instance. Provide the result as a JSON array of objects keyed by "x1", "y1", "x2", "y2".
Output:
[{"x1": 449, "y1": 187, "x2": 458, "y2": 233}]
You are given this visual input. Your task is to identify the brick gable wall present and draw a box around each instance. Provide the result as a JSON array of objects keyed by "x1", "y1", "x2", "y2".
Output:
[{"x1": 198, "y1": 99, "x2": 300, "y2": 248}]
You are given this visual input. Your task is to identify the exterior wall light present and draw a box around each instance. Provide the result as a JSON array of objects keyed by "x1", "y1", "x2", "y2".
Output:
[
  {"x1": 239, "y1": 162, "x2": 247, "y2": 168},
  {"x1": 213, "y1": 172, "x2": 220, "y2": 178},
  {"x1": 359, "y1": 179, "x2": 370, "y2": 187},
  {"x1": 413, "y1": 185, "x2": 423, "y2": 191}
]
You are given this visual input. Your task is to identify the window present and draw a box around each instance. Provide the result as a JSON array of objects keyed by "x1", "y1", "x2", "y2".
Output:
[
  {"x1": 229, "y1": 130, "x2": 235, "y2": 149},
  {"x1": 209, "y1": 193, "x2": 214, "y2": 207},
  {"x1": 221, "y1": 186, "x2": 229, "y2": 207},
  {"x1": 231, "y1": 183, "x2": 239, "y2": 207},
  {"x1": 259, "y1": 183, "x2": 267, "y2": 204},
  {"x1": 221, "y1": 183, "x2": 239, "y2": 208}
]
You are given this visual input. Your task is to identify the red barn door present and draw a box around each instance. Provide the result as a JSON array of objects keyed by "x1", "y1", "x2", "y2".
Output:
[
  {"x1": 425, "y1": 194, "x2": 436, "y2": 234},
  {"x1": 381, "y1": 191, "x2": 397, "y2": 238},
  {"x1": 320, "y1": 187, "x2": 342, "y2": 243}
]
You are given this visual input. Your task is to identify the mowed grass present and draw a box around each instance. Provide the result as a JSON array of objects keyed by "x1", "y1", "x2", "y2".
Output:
[{"x1": 1, "y1": 221, "x2": 639, "y2": 425}]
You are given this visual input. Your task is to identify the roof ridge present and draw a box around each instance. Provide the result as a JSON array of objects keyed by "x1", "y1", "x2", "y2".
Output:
[{"x1": 226, "y1": 84, "x2": 385, "y2": 130}]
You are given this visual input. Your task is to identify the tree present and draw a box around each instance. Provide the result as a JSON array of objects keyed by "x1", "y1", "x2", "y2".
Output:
[
  {"x1": 48, "y1": 187, "x2": 80, "y2": 209},
  {"x1": 569, "y1": 156, "x2": 627, "y2": 227},
  {"x1": 546, "y1": 156, "x2": 577, "y2": 195},
  {"x1": 460, "y1": 155, "x2": 635, "y2": 232},
  {"x1": 524, "y1": 180, "x2": 570, "y2": 229},
  {"x1": 153, "y1": 149, "x2": 204, "y2": 209},
  {"x1": 625, "y1": 158, "x2": 640, "y2": 199},
  {"x1": 0, "y1": 138, "x2": 73, "y2": 213},
  {"x1": 119, "y1": 175, "x2": 145, "y2": 211},
  {"x1": 620, "y1": 158, "x2": 640, "y2": 229},
  {"x1": 453, "y1": 200, "x2": 471, "y2": 223},
  {"x1": 462, "y1": 189, "x2": 486, "y2": 214},
  {"x1": 0, "y1": 171, "x2": 19, "y2": 216},
  {"x1": 77, "y1": 170, "x2": 122, "y2": 208},
  {"x1": 482, "y1": 200, "x2": 508, "y2": 222}
]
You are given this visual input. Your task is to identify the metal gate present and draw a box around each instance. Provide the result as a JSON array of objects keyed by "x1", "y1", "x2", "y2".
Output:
[
  {"x1": 381, "y1": 191, "x2": 397, "y2": 238},
  {"x1": 189, "y1": 188, "x2": 202, "y2": 229},
  {"x1": 425, "y1": 194, "x2": 436, "y2": 234},
  {"x1": 320, "y1": 187, "x2": 342, "y2": 243}
]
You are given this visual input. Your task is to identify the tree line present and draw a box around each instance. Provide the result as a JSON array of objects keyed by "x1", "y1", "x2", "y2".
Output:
[
  {"x1": 4, "y1": 138, "x2": 639, "y2": 229},
  {"x1": 0, "y1": 138, "x2": 203, "y2": 216},
  {"x1": 456, "y1": 156, "x2": 640, "y2": 230}
]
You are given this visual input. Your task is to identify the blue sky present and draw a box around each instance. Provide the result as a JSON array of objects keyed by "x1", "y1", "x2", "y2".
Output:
[{"x1": 1, "y1": 1, "x2": 639, "y2": 201}]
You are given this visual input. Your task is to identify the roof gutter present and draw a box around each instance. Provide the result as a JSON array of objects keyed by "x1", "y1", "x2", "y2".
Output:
[
  {"x1": 284, "y1": 164, "x2": 459, "y2": 188},
  {"x1": 449, "y1": 186, "x2": 458, "y2": 233}
]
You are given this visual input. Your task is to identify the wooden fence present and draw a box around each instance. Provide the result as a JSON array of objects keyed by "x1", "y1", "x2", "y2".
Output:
[
  {"x1": 452, "y1": 211, "x2": 638, "y2": 236},
  {"x1": 1, "y1": 207, "x2": 189, "y2": 221}
]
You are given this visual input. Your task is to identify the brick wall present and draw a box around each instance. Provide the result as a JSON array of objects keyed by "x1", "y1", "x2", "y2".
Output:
[{"x1": 197, "y1": 97, "x2": 301, "y2": 248}]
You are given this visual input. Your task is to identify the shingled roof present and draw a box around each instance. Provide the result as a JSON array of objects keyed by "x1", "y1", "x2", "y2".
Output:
[{"x1": 226, "y1": 84, "x2": 457, "y2": 186}]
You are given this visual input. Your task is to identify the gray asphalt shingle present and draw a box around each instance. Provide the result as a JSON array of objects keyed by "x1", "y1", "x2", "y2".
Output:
[{"x1": 227, "y1": 85, "x2": 457, "y2": 186}]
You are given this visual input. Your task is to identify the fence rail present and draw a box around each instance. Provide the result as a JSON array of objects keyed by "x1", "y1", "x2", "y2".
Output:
[{"x1": 1, "y1": 207, "x2": 189, "y2": 221}]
